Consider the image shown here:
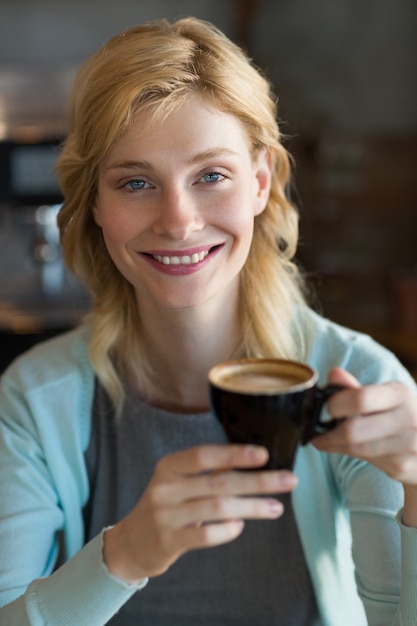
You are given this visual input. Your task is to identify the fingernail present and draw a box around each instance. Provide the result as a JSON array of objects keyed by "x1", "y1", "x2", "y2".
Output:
[
  {"x1": 246, "y1": 445, "x2": 268, "y2": 462},
  {"x1": 268, "y1": 499, "x2": 283, "y2": 515},
  {"x1": 279, "y1": 472, "x2": 298, "y2": 488}
]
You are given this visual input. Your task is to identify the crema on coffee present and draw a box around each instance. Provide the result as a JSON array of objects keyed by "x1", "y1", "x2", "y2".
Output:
[
  {"x1": 209, "y1": 359, "x2": 313, "y2": 395},
  {"x1": 216, "y1": 371, "x2": 303, "y2": 393}
]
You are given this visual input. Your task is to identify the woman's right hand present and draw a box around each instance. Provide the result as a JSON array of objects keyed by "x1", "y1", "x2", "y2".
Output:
[{"x1": 103, "y1": 444, "x2": 297, "y2": 583}]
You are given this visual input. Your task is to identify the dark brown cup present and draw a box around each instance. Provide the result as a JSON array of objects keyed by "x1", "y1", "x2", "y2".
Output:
[{"x1": 208, "y1": 358, "x2": 342, "y2": 470}]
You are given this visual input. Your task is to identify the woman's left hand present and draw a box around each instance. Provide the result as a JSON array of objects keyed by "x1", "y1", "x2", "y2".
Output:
[{"x1": 312, "y1": 367, "x2": 417, "y2": 487}]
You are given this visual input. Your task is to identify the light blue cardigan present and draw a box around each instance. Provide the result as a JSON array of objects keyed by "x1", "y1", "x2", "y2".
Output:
[{"x1": 1, "y1": 309, "x2": 417, "y2": 625}]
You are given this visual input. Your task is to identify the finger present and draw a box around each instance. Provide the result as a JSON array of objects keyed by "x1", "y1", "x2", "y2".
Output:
[
  {"x1": 356, "y1": 425, "x2": 417, "y2": 459},
  {"x1": 355, "y1": 382, "x2": 417, "y2": 415},
  {"x1": 325, "y1": 368, "x2": 360, "y2": 419},
  {"x1": 158, "y1": 444, "x2": 269, "y2": 477},
  {"x1": 314, "y1": 416, "x2": 417, "y2": 457},
  {"x1": 314, "y1": 408, "x2": 403, "y2": 448},
  {"x1": 326, "y1": 381, "x2": 414, "y2": 419},
  {"x1": 313, "y1": 437, "x2": 417, "y2": 486},
  {"x1": 172, "y1": 469, "x2": 298, "y2": 504},
  {"x1": 162, "y1": 495, "x2": 284, "y2": 529},
  {"x1": 313, "y1": 414, "x2": 393, "y2": 450},
  {"x1": 344, "y1": 406, "x2": 417, "y2": 443},
  {"x1": 327, "y1": 367, "x2": 361, "y2": 389},
  {"x1": 178, "y1": 519, "x2": 246, "y2": 551},
  {"x1": 149, "y1": 518, "x2": 248, "y2": 566}
]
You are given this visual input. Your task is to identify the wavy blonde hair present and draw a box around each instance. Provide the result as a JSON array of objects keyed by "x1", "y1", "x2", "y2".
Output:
[{"x1": 56, "y1": 17, "x2": 307, "y2": 409}]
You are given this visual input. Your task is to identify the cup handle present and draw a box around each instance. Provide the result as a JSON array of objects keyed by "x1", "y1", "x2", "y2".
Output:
[{"x1": 301, "y1": 384, "x2": 346, "y2": 445}]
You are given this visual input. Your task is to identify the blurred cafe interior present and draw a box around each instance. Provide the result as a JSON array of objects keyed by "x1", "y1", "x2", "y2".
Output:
[{"x1": 0, "y1": 0, "x2": 416, "y2": 375}]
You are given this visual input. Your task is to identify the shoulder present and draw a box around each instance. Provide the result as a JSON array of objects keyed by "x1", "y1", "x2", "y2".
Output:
[
  {"x1": 3, "y1": 324, "x2": 92, "y2": 389},
  {"x1": 0, "y1": 324, "x2": 95, "y2": 450},
  {"x1": 297, "y1": 306, "x2": 416, "y2": 388}
]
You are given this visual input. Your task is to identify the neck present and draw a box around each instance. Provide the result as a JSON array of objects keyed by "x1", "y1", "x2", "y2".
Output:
[{"x1": 132, "y1": 294, "x2": 242, "y2": 412}]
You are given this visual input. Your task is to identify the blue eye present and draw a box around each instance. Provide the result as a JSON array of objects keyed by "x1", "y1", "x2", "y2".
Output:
[
  {"x1": 201, "y1": 172, "x2": 224, "y2": 184},
  {"x1": 125, "y1": 179, "x2": 149, "y2": 190}
]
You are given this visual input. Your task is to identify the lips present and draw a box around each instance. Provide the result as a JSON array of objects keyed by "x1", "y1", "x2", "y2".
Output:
[{"x1": 144, "y1": 244, "x2": 223, "y2": 267}]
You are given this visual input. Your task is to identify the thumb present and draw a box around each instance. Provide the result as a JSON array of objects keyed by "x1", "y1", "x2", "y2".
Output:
[{"x1": 327, "y1": 367, "x2": 361, "y2": 389}]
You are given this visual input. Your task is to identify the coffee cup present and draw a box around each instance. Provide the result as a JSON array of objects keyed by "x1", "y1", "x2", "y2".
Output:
[{"x1": 208, "y1": 358, "x2": 343, "y2": 470}]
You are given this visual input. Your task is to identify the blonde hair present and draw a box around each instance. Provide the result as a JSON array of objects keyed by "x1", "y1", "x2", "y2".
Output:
[{"x1": 56, "y1": 17, "x2": 306, "y2": 409}]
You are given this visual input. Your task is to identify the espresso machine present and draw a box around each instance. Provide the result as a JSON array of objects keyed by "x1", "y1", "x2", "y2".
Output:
[{"x1": 0, "y1": 68, "x2": 90, "y2": 371}]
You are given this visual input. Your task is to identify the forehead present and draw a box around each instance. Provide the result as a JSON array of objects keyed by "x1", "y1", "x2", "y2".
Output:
[{"x1": 105, "y1": 95, "x2": 252, "y2": 161}]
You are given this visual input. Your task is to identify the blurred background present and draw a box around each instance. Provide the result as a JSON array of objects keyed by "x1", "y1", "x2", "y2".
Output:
[{"x1": 0, "y1": 0, "x2": 416, "y2": 374}]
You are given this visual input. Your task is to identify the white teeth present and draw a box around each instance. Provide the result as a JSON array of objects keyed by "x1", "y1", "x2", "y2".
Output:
[{"x1": 153, "y1": 250, "x2": 209, "y2": 265}]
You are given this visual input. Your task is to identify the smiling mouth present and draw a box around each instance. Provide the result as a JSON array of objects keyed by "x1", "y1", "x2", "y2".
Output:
[{"x1": 149, "y1": 245, "x2": 221, "y2": 266}]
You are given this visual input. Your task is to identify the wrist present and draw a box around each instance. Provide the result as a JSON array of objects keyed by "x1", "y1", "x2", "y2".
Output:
[{"x1": 103, "y1": 524, "x2": 149, "y2": 585}]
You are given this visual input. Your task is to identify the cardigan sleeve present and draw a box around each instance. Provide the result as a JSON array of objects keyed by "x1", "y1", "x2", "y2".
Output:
[
  {"x1": 398, "y1": 515, "x2": 417, "y2": 624},
  {"x1": 0, "y1": 376, "x2": 146, "y2": 625},
  {"x1": 304, "y1": 309, "x2": 417, "y2": 624},
  {"x1": 0, "y1": 331, "x2": 148, "y2": 625},
  {"x1": 324, "y1": 333, "x2": 417, "y2": 625},
  {"x1": 333, "y1": 455, "x2": 403, "y2": 624},
  {"x1": 327, "y1": 454, "x2": 417, "y2": 626},
  {"x1": 0, "y1": 531, "x2": 147, "y2": 626}
]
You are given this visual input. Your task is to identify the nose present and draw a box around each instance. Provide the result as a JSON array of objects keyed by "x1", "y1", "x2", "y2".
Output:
[{"x1": 152, "y1": 187, "x2": 205, "y2": 241}]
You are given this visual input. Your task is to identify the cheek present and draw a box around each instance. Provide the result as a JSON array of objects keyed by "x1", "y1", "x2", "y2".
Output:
[
  {"x1": 103, "y1": 228, "x2": 136, "y2": 264},
  {"x1": 224, "y1": 211, "x2": 255, "y2": 257},
  {"x1": 95, "y1": 219, "x2": 135, "y2": 270},
  {"x1": 95, "y1": 205, "x2": 133, "y2": 246},
  {"x1": 225, "y1": 192, "x2": 258, "y2": 238}
]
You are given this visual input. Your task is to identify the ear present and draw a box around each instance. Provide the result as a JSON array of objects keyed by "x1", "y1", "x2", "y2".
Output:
[
  {"x1": 91, "y1": 201, "x2": 102, "y2": 227},
  {"x1": 253, "y1": 147, "x2": 272, "y2": 216}
]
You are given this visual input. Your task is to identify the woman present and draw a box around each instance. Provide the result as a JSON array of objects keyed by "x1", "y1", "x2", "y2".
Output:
[{"x1": 1, "y1": 17, "x2": 417, "y2": 626}]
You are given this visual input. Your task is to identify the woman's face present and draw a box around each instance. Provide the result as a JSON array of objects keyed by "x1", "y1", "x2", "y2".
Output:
[{"x1": 93, "y1": 95, "x2": 271, "y2": 313}]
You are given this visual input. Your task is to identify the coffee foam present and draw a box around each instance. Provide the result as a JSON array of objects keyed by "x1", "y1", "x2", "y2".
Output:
[
  {"x1": 220, "y1": 371, "x2": 300, "y2": 392},
  {"x1": 210, "y1": 360, "x2": 313, "y2": 394}
]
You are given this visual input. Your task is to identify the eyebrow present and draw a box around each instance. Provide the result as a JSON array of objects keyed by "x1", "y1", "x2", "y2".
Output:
[
  {"x1": 105, "y1": 148, "x2": 239, "y2": 171},
  {"x1": 105, "y1": 160, "x2": 152, "y2": 171},
  {"x1": 187, "y1": 147, "x2": 239, "y2": 165}
]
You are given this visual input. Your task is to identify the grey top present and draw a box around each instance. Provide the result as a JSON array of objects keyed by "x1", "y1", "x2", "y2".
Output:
[{"x1": 83, "y1": 380, "x2": 320, "y2": 625}]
